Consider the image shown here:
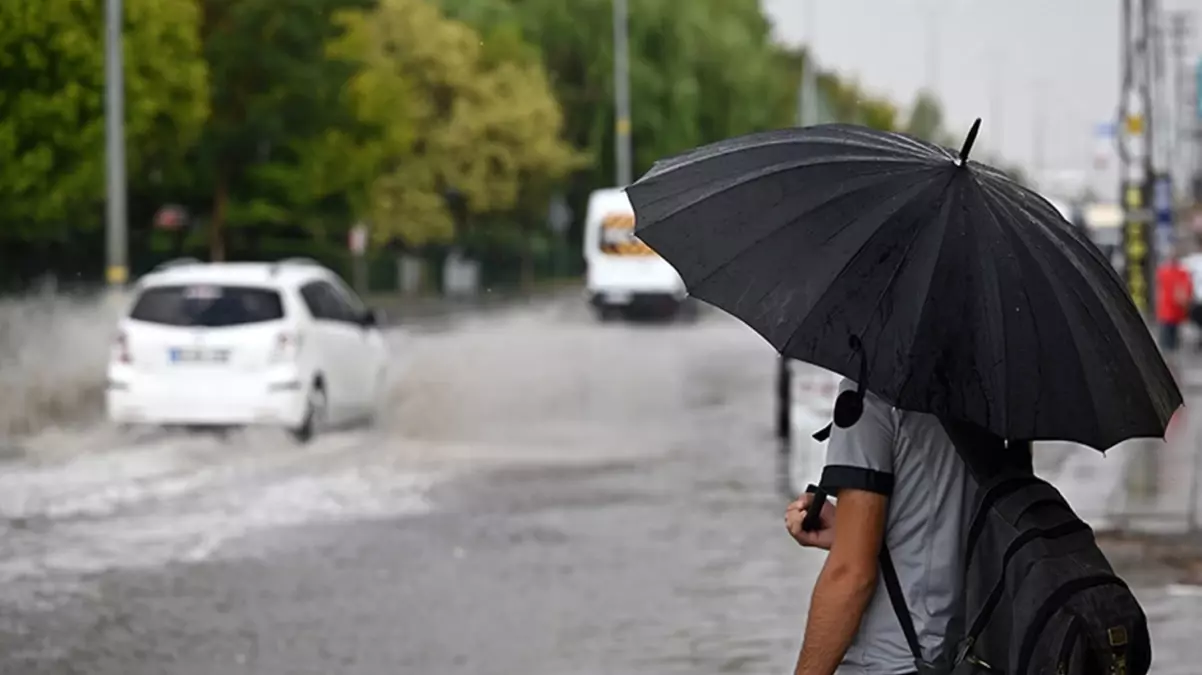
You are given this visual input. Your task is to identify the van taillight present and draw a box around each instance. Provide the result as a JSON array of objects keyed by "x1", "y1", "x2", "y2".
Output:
[{"x1": 115, "y1": 331, "x2": 131, "y2": 363}]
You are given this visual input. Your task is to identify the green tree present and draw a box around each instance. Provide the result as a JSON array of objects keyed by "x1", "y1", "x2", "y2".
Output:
[
  {"x1": 819, "y1": 73, "x2": 899, "y2": 131},
  {"x1": 904, "y1": 89, "x2": 946, "y2": 143},
  {"x1": 194, "y1": 0, "x2": 374, "y2": 260},
  {"x1": 441, "y1": 0, "x2": 905, "y2": 232},
  {"x1": 332, "y1": 0, "x2": 583, "y2": 249},
  {"x1": 442, "y1": 0, "x2": 799, "y2": 184},
  {"x1": 0, "y1": 0, "x2": 208, "y2": 243}
]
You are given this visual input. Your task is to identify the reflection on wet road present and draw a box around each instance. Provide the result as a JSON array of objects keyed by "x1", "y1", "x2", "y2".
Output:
[{"x1": 0, "y1": 297, "x2": 1199, "y2": 674}]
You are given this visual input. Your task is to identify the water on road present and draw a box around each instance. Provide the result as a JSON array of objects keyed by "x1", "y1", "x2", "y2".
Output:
[{"x1": 0, "y1": 297, "x2": 1199, "y2": 674}]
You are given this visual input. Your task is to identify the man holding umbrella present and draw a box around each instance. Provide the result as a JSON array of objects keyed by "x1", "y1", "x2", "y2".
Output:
[
  {"x1": 627, "y1": 119, "x2": 1176, "y2": 675},
  {"x1": 782, "y1": 380, "x2": 971, "y2": 675}
]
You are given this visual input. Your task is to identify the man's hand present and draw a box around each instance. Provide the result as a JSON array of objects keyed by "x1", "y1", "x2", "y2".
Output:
[{"x1": 784, "y1": 493, "x2": 836, "y2": 550}]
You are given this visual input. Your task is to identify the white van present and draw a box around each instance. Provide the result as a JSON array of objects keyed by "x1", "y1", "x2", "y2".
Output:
[{"x1": 582, "y1": 187, "x2": 688, "y2": 320}]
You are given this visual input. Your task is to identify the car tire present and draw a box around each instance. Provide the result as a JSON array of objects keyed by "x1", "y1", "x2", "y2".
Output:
[
  {"x1": 593, "y1": 303, "x2": 622, "y2": 323},
  {"x1": 291, "y1": 380, "x2": 327, "y2": 444}
]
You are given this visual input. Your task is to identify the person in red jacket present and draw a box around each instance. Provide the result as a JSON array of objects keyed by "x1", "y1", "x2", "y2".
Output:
[{"x1": 1156, "y1": 246, "x2": 1193, "y2": 352}]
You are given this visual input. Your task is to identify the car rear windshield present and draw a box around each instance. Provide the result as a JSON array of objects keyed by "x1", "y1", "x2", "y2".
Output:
[{"x1": 129, "y1": 285, "x2": 285, "y2": 327}]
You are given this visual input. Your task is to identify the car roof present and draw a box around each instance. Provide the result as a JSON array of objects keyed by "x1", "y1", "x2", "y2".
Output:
[{"x1": 135, "y1": 260, "x2": 330, "y2": 289}]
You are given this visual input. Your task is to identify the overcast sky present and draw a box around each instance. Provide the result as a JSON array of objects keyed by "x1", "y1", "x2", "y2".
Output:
[{"x1": 759, "y1": 0, "x2": 1201, "y2": 198}]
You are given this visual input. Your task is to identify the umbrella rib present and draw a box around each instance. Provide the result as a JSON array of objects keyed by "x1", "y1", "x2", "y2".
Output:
[
  {"x1": 781, "y1": 173, "x2": 956, "y2": 375},
  {"x1": 636, "y1": 156, "x2": 923, "y2": 224},
  {"x1": 973, "y1": 181, "x2": 1023, "y2": 436},
  {"x1": 646, "y1": 126, "x2": 947, "y2": 177},
  {"x1": 852, "y1": 172, "x2": 960, "y2": 348},
  {"x1": 979, "y1": 181, "x2": 1104, "y2": 443},
  {"x1": 857, "y1": 173, "x2": 965, "y2": 416},
  {"x1": 672, "y1": 171, "x2": 937, "y2": 294}
]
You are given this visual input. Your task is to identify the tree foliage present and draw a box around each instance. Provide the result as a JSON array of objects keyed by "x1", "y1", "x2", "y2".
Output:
[
  {"x1": 441, "y1": 0, "x2": 802, "y2": 189},
  {"x1": 195, "y1": 0, "x2": 376, "y2": 260},
  {"x1": 0, "y1": 0, "x2": 992, "y2": 288},
  {"x1": 904, "y1": 89, "x2": 946, "y2": 144},
  {"x1": 333, "y1": 0, "x2": 583, "y2": 248},
  {"x1": 0, "y1": 0, "x2": 208, "y2": 242}
]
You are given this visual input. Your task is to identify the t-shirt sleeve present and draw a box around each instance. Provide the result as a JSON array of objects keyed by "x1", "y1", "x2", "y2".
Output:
[{"x1": 818, "y1": 378, "x2": 897, "y2": 497}]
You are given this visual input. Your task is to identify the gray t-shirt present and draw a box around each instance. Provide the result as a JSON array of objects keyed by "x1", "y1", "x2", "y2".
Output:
[{"x1": 819, "y1": 378, "x2": 973, "y2": 675}]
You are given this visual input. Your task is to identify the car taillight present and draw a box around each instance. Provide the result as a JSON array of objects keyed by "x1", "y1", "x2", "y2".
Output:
[
  {"x1": 271, "y1": 331, "x2": 303, "y2": 362},
  {"x1": 114, "y1": 331, "x2": 132, "y2": 364}
]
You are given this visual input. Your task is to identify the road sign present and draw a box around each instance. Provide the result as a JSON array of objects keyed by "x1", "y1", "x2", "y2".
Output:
[
  {"x1": 153, "y1": 204, "x2": 188, "y2": 231},
  {"x1": 1124, "y1": 114, "x2": 1144, "y2": 135},
  {"x1": 1154, "y1": 175, "x2": 1174, "y2": 255},
  {"x1": 547, "y1": 193, "x2": 573, "y2": 235},
  {"x1": 348, "y1": 223, "x2": 368, "y2": 255},
  {"x1": 1094, "y1": 121, "x2": 1117, "y2": 139},
  {"x1": 1154, "y1": 175, "x2": 1173, "y2": 218}
]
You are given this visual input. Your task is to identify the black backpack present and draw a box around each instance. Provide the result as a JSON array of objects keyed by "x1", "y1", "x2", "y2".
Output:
[{"x1": 810, "y1": 421, "x2": 1153, "y2": 675}]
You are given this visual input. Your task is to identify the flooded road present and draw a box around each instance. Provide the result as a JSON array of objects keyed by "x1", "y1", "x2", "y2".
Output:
[{"x1": 0, "y1": 296, "x2": 1199, "y2": 674}]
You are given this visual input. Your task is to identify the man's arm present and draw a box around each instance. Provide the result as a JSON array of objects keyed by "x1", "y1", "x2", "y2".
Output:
[
  {"x1": 792, "y1": 488, "x2": 889, "y2": 675},
  {"x1": 792, "y1": 378, "x2": 897, "y2": 675}
]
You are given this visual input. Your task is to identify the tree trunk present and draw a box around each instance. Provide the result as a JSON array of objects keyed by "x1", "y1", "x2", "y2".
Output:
[
  {"x1": 210, "y1": 172, "x2": 229, "y2": 261},
  {"x1": 520, "y1": 232, "x2": 535, "y2": 292}
]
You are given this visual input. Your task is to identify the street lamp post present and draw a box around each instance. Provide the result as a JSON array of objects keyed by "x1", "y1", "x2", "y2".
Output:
[
  {"x1": 613, "y1": 0, "x2": 632, "y2": 187},
  {"x1": 797, "y1": 0, "x2": 818, "y2": 127},
  {"x1": 105, "y1": 0, "x2": 128, "y2": 289}
]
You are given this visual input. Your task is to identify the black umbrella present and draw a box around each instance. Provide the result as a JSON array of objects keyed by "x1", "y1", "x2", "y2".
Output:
[{"x1": 627, "y1": 120, "x2": 1181, "y2": 452}]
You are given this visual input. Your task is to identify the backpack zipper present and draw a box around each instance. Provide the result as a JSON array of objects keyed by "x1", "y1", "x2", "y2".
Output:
[{"x1": 1015, "y1": 575, "x2": 1128, "y2": 675}]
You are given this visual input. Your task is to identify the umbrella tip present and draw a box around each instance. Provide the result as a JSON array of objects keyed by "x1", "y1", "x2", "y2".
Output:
[{"x1": 957, "y1": 118, "x2": 982, "y2": 164}]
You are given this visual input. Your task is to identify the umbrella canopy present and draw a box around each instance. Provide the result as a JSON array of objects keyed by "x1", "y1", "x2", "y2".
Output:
[{"x1": 627, "y1": 121, "x2": 1181, "y2": 451}]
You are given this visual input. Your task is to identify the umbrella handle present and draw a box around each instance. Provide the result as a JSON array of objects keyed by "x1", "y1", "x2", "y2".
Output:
[{"x1": 802, "y1": 484, "x2": 828, "y2": 533}]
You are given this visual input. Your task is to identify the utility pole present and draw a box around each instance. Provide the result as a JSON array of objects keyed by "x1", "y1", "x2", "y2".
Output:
[
  {"x1": 1117, "y1": 0, "x2": 1156, "y2": 316},
  {"x1": 105, "y1": 0, "x2": 128, "y2": 290},
  {"x1": 1168, "y1": 12, "x2": 1194, "y2": 197},
  {"x1": 985, "y1": 49, "x2": 1004, "y2": 157},
  {"x1": 1032, "y1": 78, "x2": 1047, "y2": 187},
  {"x1": 1147, "y1": 0, "x2": 1176, "y2": 260},
  {"x1": 612, "y1": 0, "x2": 632, "y2": 187},
  {"x1": 924, "y1": 1, "x2": 940, "y2": 96},
  {"x1": 797, "y1": 0, "x2": 819, "y2": 127}
]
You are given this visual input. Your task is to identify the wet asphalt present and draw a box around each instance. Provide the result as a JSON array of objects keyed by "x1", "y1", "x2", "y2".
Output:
[{"x1": 0, "y1": 296, "x2": 1200, "y2": 674}]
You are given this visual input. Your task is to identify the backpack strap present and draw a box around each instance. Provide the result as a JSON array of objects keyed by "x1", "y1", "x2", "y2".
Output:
[
  {"x1": 804, "y1": 486, "x2": 929, "y2": 670},
  {"x1": 872, "y1": 420, "x2": 1026, "y2": 675},
  {"x1": 936, "y1": 418, "x2": 1033, "y2": 672},
  {"x1": 879, "y1": 546, "x2": 925, "y2": 664}
]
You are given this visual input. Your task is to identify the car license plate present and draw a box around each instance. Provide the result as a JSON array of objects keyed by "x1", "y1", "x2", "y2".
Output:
[{"x1": 169, "y1": 347, "x2": 229, "y2": 364}]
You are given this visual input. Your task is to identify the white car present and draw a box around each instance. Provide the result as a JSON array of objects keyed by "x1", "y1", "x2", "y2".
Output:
[{"x1": 106, "y1": 258, "x2": 388, "y2": 442}]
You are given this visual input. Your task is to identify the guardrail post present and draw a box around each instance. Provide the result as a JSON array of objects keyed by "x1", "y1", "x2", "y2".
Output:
[{"x1": 776, "y1": 355, "x2": 793, "y2": 497}]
